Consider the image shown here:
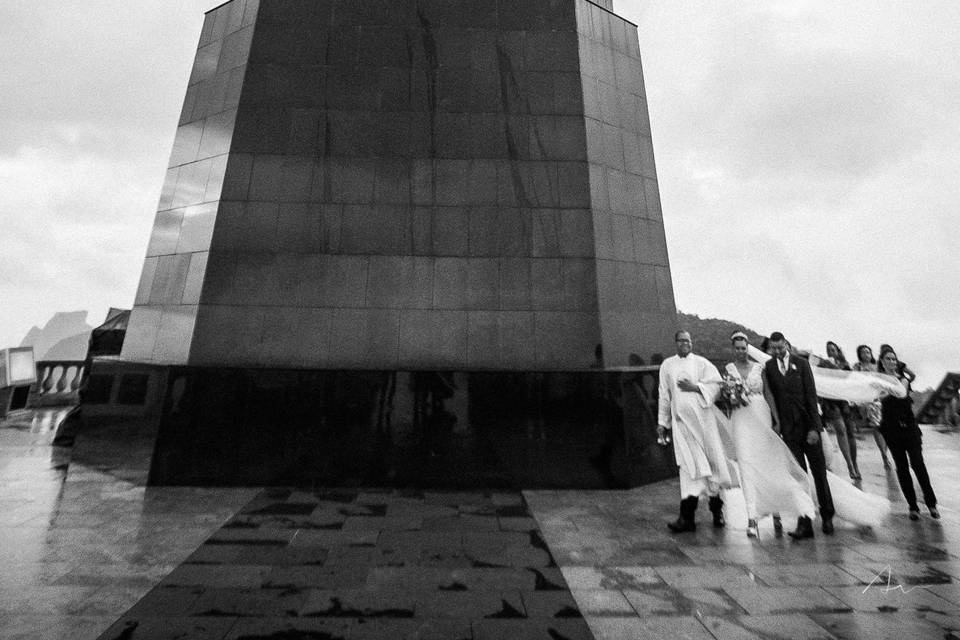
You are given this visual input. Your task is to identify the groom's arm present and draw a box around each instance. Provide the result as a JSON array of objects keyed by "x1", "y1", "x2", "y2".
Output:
[{"x1": 800, "y1": 359, "x2": 823, "y2": 432}]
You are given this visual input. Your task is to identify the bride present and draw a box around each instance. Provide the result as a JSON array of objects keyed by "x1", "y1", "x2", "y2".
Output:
[
  {"x1": 720, "y1": 332, "x2": 889, "y2": 538},
  {"x1": 722, "y1": 333, "x2": 815, "y2": 537}
]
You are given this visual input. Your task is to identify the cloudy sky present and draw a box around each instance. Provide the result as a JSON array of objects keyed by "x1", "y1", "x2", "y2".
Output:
[{"x1": 0, "y1": 1, "x2": 957, "y2": 387}]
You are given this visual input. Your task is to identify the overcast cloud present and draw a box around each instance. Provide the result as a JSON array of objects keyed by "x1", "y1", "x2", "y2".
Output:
[
  {"x1": 0, "y1": 1, "x2": 956, "y2": 387},
  {"x1": 621, "y1": 0, "x2": 960, "y2": 387}
]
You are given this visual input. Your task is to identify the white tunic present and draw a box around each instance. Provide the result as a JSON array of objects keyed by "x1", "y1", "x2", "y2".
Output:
[{"x1": 658, "y1": 353, "x2": 732, "y2": 489}]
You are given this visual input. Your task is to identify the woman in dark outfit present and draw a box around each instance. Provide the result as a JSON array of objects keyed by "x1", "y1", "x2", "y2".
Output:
[{"x1": 878, "y1": 347, "x2": 939, "y2": 520}]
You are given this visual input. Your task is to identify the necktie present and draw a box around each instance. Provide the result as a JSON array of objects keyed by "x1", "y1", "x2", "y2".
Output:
[{"x1": 779, "y1": 357, "x2": 787, "y2": 375}]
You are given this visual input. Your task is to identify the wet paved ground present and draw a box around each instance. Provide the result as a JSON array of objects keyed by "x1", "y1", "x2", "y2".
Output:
[
  {"x1": 2, "y1": 408, "x2": 960, "y2": 639},
  {"x1": 529, "y1": 424, "x2": 960, "y2": 639},
  {"x1": 97, "y1": 488, "x2": 590, "y2": 640},
  {"x1": 0, "y1": 409, "x2": 257, "y2": 639}
]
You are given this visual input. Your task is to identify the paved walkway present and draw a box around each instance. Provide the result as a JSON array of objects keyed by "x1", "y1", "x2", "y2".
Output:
[
  {"x1": 0, "y1": 409, "x2": 256, "y2": 639},
  {"x1": 528, "y1": 425, "x2": 960, "y2": 639},
  {"x1": 1, "y1": 408, "x2": 959, "y2": 639},
  {"x1": 97, "y1": 488, "x2": 591, "y2": 639}
]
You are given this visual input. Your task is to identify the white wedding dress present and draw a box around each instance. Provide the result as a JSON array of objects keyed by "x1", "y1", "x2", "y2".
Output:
[
  {"x1": 721, "y1": 362, "x2": 815, "y2": 521},
  {"x1": 718, "y1": 361, "x2": 889, "y2": 528}
]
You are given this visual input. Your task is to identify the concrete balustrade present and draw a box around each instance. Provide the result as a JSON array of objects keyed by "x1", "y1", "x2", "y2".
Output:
[{"x1": 32, "y1": 360, "x2": 85, "y2": 407}]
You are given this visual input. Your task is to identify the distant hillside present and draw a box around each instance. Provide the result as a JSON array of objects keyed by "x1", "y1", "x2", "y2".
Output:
[{"x1": 676, "y1": 311, "x2": 766, "y2": 367}]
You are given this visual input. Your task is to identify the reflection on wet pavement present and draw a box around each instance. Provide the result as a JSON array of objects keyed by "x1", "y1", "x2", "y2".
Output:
[
  {"x1": 0, "y1": 409, "x2": 256, "y2": 640},
  {"x1": 96, "y1": 488, "x2": 590, "y2": 640},
  {"x1": 3, "y1": 407, "x2": 960, "y2": 639},
  {"x1": 526, "y1": 426, "x2": 960, "y2": 639}
]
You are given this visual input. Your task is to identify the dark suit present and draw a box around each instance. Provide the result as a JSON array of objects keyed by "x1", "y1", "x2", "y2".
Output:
[{"x1": 764, "y1": 355, "x2": 835, "y2": 519}]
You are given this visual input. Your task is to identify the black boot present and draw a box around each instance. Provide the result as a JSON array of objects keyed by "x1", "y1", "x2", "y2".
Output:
[
  {"x1": 668, "y1": 497, "x2": 698, "y2": 533},
  {"x1": 788, "y1": 516, "x2": 814, "y2": 540},
  {"x1": 708, "y1": 495, "x2": 725, "y2": 528},
  {"x1": 821, "y1": 516, "x2": 834, "y2": 535}
]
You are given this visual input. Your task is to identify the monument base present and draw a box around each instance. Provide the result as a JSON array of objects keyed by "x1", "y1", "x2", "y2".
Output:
[{"x1": 78, "y1": 363, "x2": 675, "y2": 489}]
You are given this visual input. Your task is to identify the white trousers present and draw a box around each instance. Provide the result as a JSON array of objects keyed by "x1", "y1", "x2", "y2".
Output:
[{"x1": 679, "y1": 466, "x2": 721, "y2": 499}]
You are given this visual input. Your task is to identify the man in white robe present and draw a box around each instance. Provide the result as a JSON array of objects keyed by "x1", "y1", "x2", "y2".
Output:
[{"x1": 657, "y1": 330, "x2": 732, "y2": 532}]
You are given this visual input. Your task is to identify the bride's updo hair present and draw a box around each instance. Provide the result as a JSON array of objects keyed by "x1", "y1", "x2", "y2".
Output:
[{"x1": 730, "y1": 331, "x2": 748, "y2": 345}]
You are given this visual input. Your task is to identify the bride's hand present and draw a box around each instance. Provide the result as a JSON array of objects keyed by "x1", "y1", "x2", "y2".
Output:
[{"x1": 806, "y1": 430, "x2": 820, "y2": 445}]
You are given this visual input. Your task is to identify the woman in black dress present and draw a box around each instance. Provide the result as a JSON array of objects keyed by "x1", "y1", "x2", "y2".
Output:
[{"x1": 878, "y1": 347, "x2": 939, "y2": 520}]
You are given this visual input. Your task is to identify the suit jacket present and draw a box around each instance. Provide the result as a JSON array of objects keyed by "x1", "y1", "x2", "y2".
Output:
[{"x1": 764, "y1": 355, "x2": 823, "y2": 441}]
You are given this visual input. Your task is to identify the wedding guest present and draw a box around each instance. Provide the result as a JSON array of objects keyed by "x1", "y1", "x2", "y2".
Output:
[
  {"x1": 877, "y1": 347, "x2": 939, "y2": 520},
  {"x1": 880, "y1": 343, "x2": 916, "y2": 382},
  {"x1": 657, "y1": 331, "x2": 730, "y2": 532},
  {"x1": 853, "y1": 345, "x2": 891, "y2": 468},
  {"x1": 820, "y1": 341, "x2": 860, "y2": 480}
]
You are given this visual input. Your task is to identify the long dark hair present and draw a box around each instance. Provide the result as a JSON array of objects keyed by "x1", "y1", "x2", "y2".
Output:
[
  {"x1": 856, "y1": 344, "x2": 875, "y2": 364},
  {"x1": 877, "y1": 346, "x2": 897, "y2": 374},
  {"x1": 826, "y1": 341, "x2": 848, "y2": 367}
]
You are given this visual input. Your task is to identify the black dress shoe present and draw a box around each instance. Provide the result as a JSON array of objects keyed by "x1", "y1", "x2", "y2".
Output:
[
  {"x1": 788, "y1": 516, "x2": 814, "y2": 539},
  {"x1": 708, "y1": 495, "x2": 725, "y2": 528},
  {"x1": 821, "y1": 517, "x2": 834, "y2": 535},
  {"x1": 667, "y1": 517, "x2": 696, "y2": 533}
]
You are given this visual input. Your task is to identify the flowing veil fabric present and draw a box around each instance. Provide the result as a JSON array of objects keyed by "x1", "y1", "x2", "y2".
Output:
[
  {"x1": 818, "y1": 436, "x2": 890, "y2": 527},
  {"x1": 746, "y1": 345, "x2": 906, "y2": 402},
  {"x1": 744, "y1": 344, "x2": 891, "y2": 527},
  {"x1": 714, "y1": 389, "x2": 816, "y2": 522}
]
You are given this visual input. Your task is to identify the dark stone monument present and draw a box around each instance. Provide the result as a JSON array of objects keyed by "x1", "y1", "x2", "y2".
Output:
[{"x1": 87, "y1": 0, "x2": 679, "y2": 488}]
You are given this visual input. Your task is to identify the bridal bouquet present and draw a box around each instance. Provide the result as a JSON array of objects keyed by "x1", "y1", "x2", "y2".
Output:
[{"x1": 716, "y1": 375, "x2": 750, "y2": 418}]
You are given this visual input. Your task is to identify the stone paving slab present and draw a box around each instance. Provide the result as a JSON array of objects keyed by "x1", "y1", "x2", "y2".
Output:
[
  {"x1": 588, "y1": 615, "x2": 718, "y2": 640},
  {"x1": 699, "y1": 614, "x2": 836, "y2": 640},
  {"x1": 809, "y1": 611, "x2": 950, "y2": 639},
  {"x1": 622, "y1": 586, "x2": 747, "y2": 617}
]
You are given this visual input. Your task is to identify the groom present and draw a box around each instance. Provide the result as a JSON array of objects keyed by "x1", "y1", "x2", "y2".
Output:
[{"x1": 763, "y1": 332, "x2": 835, "y2": 538}]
